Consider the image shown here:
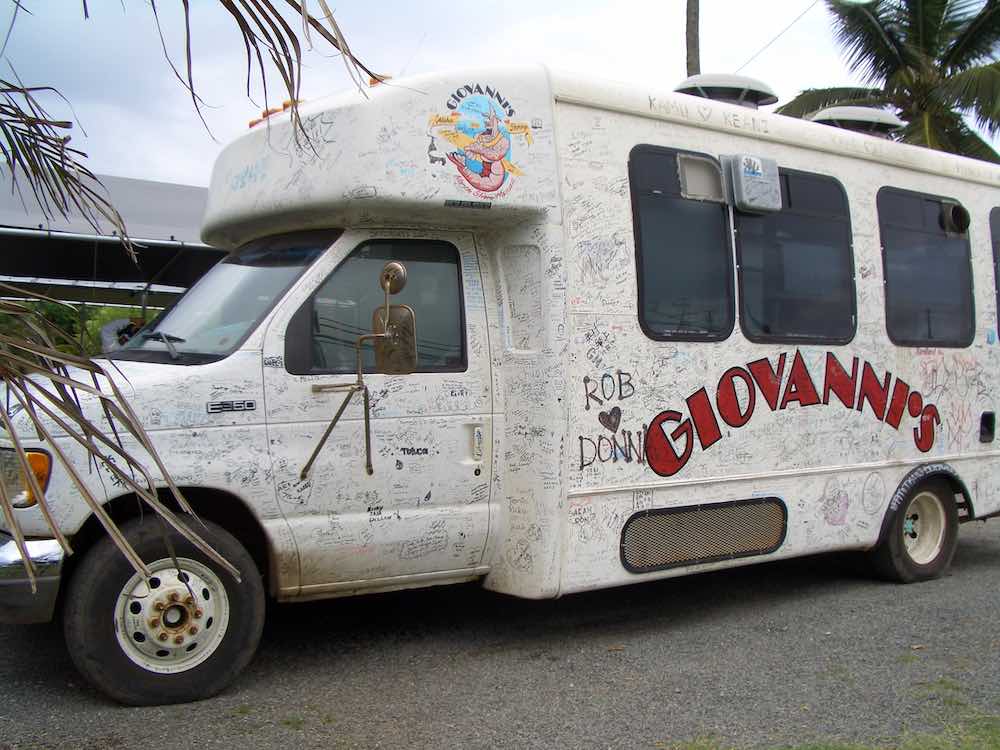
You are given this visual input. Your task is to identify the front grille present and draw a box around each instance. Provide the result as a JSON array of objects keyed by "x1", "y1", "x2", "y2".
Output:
[{"x1": 620, "y1": 497, "x2": 787, "y2": 573}]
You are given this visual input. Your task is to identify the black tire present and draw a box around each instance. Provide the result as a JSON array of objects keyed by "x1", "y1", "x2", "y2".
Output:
[
  {"x1": 869, "y1": 479, "x2": 958, "y2": 583},
  {"x1": 63, "y1": 517, "x2": 265, "y2": 705}
]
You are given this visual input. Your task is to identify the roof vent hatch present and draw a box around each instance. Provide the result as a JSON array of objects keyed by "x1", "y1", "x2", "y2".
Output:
[
  {"x1": 674, "y1": 74, "x2": 778, "y2": 110},
  {"x1": 809, "y1": 106, "x2": 904, "y2": 138}
]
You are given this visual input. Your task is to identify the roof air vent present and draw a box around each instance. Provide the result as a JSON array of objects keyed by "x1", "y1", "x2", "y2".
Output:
[
  {"x1": 674, "y1": 74, "x2": 778, "y2": 110},
  {"x1": 809, "y1": 106, "x2": 904, "y2": 138}
]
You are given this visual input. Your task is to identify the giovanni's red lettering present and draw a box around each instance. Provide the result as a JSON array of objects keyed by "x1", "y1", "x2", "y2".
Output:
[
  {"x1": 779, "y1": 351, "x2": 820, "y2": 409},
  {"x1": 748, "y1": 354, "x2": 787, "y2": 411},
  {"x1": 646, "y1": 410, "x2": 694, "y2": 477},
  {"x1": 914, "y1": 405, "x2": 940, "y2": 452},
  {"x1": 717, "y1": 367, "x2": 756, "y2": 428},
  {"x1": 822, "y1": 352, "x2": 857, "y2": 408},
  {"x1": 687, "y1": 388, "x2": 722, "y2": 450}
]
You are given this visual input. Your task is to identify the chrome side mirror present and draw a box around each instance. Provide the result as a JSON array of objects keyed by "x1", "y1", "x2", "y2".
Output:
[{"x1": 373, "y1": 261, "x2": 417, "y2": 375}]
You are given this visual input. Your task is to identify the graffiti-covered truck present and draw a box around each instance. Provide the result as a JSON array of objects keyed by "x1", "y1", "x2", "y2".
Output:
[{"x1": 4, "y1": 65, "x2": 1000, "y2": 704}]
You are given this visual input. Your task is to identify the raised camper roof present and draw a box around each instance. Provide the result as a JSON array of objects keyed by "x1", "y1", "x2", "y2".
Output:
[
  {"x1": 202, "y1": 65, "x2": 1000, "y2": 248},
  {"x1": 202, "y1": 65, "x2": 561, "y2": 248}
]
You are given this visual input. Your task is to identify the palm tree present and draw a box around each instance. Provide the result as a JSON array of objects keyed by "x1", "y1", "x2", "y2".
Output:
[
  {"x1": 777, "y1": 0, "x2": 1000, "y2": 163},
  {"x1": 687, "y1": 0, "x2": 701, "y2": 76}
]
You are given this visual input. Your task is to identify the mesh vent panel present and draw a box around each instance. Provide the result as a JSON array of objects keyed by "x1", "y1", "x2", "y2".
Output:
[{"x1": 621, "y1": 498, "x2": 786, "y2": 573}]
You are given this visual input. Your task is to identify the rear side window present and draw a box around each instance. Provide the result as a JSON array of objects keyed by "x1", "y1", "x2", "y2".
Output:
[
  {"x1": 629, "y1": 145, "x2": 734, "y2": 341},
  {"x1": 285, "y1": 240, "x2": 466, "y2": 374},
  {"x1": 992, "y1": 208, "x2": 1000, "y2": 335},
  {"x1": 878, "y1": 188, "x2": 974, "y2": 347},
  {"x1": 735, "y1": 171, "x2": 855, "y2": 343}
]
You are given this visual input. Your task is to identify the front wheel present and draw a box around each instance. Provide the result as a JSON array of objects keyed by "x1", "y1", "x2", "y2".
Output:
[
  {"x1": 869, "y1": 479, "x2": 958, "y2": 583},
  {"x1": 63, "y1": 517, "x2": 265, "y2": 705}
]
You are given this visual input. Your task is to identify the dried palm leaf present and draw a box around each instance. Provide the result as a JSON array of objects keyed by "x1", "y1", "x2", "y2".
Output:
[
  {"x1": 0, "y1": 73, "x2": 133, "y2": 258},
  {"x1": 0, "y1": 295, "x2": 240, "y2": 591}
]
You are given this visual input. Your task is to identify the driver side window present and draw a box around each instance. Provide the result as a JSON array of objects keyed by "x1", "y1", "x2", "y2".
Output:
[{"x1": 285, "y1": 240, "x2": 467, "y2": 374}]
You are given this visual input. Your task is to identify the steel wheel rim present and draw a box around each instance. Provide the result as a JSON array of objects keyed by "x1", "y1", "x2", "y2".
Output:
[
  {"x1": 902, "y1": 491, "x2": 946, "y2": 566},
  {"x1": 113, "y1": 557, "x2": 230, "y2": 674}
]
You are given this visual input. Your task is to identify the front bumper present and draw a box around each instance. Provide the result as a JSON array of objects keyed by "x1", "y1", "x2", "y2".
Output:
[{"x1": 0, "y1": 533, "x2": 63, "y2": 624}]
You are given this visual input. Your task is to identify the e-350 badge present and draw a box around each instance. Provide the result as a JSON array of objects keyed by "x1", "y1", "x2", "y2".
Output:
[{"x1": 206, "y1": 399, "x2": 256, "y2": 414}]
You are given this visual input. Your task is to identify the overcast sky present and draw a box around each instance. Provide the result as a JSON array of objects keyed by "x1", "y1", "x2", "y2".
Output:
[{"x1": 10, "y1": 1, "x2": 879, "y2": 187}]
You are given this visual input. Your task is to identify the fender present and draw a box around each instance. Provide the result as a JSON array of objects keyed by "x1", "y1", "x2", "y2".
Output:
[{"x1": 876, "y1": 463, "x2": 973, "y2": 547}]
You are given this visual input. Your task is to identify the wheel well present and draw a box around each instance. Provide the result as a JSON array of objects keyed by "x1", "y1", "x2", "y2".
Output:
[
  {"x1": 877, "y1": 463, "x2": 975, "y2": 547},
  {"x1": 62, "y1": 487, "x2": 272, "y2": 599},
  {"x1": 940, "y1": 473, "x2": 975, "y2": 518}
]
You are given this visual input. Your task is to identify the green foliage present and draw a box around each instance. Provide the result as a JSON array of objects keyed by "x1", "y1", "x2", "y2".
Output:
[
  {"x1": 0, "y1": 300, "x2": 145, "y2": 356},
  {"x1": 777, "y1": 0, "x2": 1000, "y2": 162}
]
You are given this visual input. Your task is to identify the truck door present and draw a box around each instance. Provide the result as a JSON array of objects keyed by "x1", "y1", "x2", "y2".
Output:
[{"x1": 261, "y1": 231, "x2": 493, "y2": 592}]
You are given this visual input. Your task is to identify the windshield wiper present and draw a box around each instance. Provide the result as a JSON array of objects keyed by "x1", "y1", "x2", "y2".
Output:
[{"x1": 141, "y1": 331, "x2": 186, "y2": 360}]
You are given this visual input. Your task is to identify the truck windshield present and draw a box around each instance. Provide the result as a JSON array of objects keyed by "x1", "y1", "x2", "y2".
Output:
[{"x1": 112, "y1": 230, "x2": 340, "y2": 364}]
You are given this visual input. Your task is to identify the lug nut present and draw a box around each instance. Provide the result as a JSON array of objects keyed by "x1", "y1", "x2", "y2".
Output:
[
  {"x1": 194, "y1": 609, "x2": 203, "y2": 619},
  {"x1": 168, "y1": 592, "x2": 180, "y2": 603},
  {"x1": 154, "y1": 602, "x2": 165, "y2": 611},
  {"x1": 174, "y1": 635, "x2": 184, "y2": 645},
  {"x1": 188, "y1": 626, "x2": 198, "y2": 636},
  {"x1": 149, "y1": 618, "x2": 160, "y2": 629},
  {"x1": 158, "y1": 633, "x2": 169, "y2": 642},
  {"x1": 184, "y1": 596, "x2": 194, "y2": 605}
]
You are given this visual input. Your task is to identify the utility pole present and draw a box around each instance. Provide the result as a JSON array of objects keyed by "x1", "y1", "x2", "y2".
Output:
[{"x1": 686, "y1": 0, "x2": 701, "y2": 76}]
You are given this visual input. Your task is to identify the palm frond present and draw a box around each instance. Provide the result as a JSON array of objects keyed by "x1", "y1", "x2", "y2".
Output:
[
  {"x1": 940, "y1": 0, "x2": 1000, "y2": 70},
  {"x1": 898, "y1": 0, "x2": 954, "y2": 58},
  {"x1": 826, "y1": 0, "x2": 912, "y2": 84},
  {"x1": 0, "y1": 76, "x2": 133, "y2": 259},
  {"x1": 776, "y1": 86, "x2": 889, "y2": 117},
  {"x1": 935, "y1": 60, "x2": 1000, "y2": 136},
  {"x1": 148, "y1": 0, "x2": 382, "y2": 143},
  {"x1": 896, "y1": 108, "x2": 1000, "y2": 161},
  {"x1": 0, "y1": 296, "x2": 241, "y2": 588}
]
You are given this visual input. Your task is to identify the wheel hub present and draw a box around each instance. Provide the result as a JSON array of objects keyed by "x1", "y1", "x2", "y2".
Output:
[
  {"x1": 902, "y1": 491, "x2": 946, "y2": 566},
  {"x1": 114, "y1": 557, "x2": 230, "y2": 674}
]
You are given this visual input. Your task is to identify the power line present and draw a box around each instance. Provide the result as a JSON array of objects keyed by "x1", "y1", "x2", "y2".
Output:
[{"x1": 735, "y1": 0, "x2": 821, "y2": 74}]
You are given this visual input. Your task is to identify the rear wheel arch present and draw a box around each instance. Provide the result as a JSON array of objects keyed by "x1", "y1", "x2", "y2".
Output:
[{"x1": 876, "y1": 463, "x2": 972, "y2": 548}]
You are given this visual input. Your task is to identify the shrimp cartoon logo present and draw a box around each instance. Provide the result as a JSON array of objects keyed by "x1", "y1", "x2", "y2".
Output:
[{"x1": 428, "y1": 84, "x2": 533, "y2": 199}]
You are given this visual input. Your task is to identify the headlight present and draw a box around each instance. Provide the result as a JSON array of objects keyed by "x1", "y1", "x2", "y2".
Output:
[{"x1": 0, "y1": 448, "x2": 51, "y2": 509}]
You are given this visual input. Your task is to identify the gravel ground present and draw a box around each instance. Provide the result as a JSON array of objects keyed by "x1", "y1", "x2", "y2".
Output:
[{"x1": 1, "y1": 522, "x2": 999, "y2": 750}]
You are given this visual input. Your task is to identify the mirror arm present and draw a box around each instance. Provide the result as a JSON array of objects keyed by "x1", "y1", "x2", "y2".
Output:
[
  {"x1": 301, "y1": 331, "x2": 388, "y2": 480},
  {"x1": 299, "y1": 385, "x2": 358, "y2": 480},
  {"x1": 362, "y1": 385, "x2": 373, "y2": 475}
]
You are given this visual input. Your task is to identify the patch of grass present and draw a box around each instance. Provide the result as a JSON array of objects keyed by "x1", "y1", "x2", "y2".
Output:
[
  {"x1": 231, "y1": 704, "x2": 252, "y2": 717},
  {"x1": 281, "y1": 716, "x2": 306, "y2": 731},
  {"x1": 652, "y1": 739, "x2": 726, "y2": 750},
  {"x1": 914, "y1": 676, "x2": 970, "y2": 710},
  {"x1": 650, "y1": 710, "x2": 1000, "y2": 750}
]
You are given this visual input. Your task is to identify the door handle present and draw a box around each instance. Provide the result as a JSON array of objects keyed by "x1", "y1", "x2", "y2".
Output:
[{"x1": 471, "y1": 424, "x2": 484, "y2": 462}]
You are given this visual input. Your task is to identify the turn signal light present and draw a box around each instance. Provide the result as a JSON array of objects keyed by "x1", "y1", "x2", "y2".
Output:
[{"x1": 13, "y1": 451, "x2": 51, "y2": 509}]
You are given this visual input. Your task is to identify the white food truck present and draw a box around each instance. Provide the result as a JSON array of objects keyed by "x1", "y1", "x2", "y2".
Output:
[{"x1": 2, "y1": 65, "x2": 1000, "y2": 705}]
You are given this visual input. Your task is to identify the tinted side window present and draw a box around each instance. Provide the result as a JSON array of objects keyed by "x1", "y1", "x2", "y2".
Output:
[
  {"x1": 992, "y1": 208, "x2": 1000, "y2": 335},
  {"x1": 630, "y1": 145, "x2": 734, "y2": 341},
  {"x1": 878, "y1": 188, "x2": 974, "y2": 347},
  {"x1": 735, "y1": 171, "x2": 856, "y2": 343},
  {"x1": 286, "y1": 240, "x2": 466, "y2": 374}
]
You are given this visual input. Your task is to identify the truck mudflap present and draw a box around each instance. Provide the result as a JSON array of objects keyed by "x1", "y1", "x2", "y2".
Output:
[{"x1": 0, "y1": 533, "x2": 63, "y2": 624}]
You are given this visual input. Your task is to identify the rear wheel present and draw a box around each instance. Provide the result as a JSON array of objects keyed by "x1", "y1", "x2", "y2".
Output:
[
  {"x1": 63, "y1": 517, "x2": 265, "y2": 705},
  {"x1": 870, "y1": 479, "x2": 958, "y2": 583}
]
